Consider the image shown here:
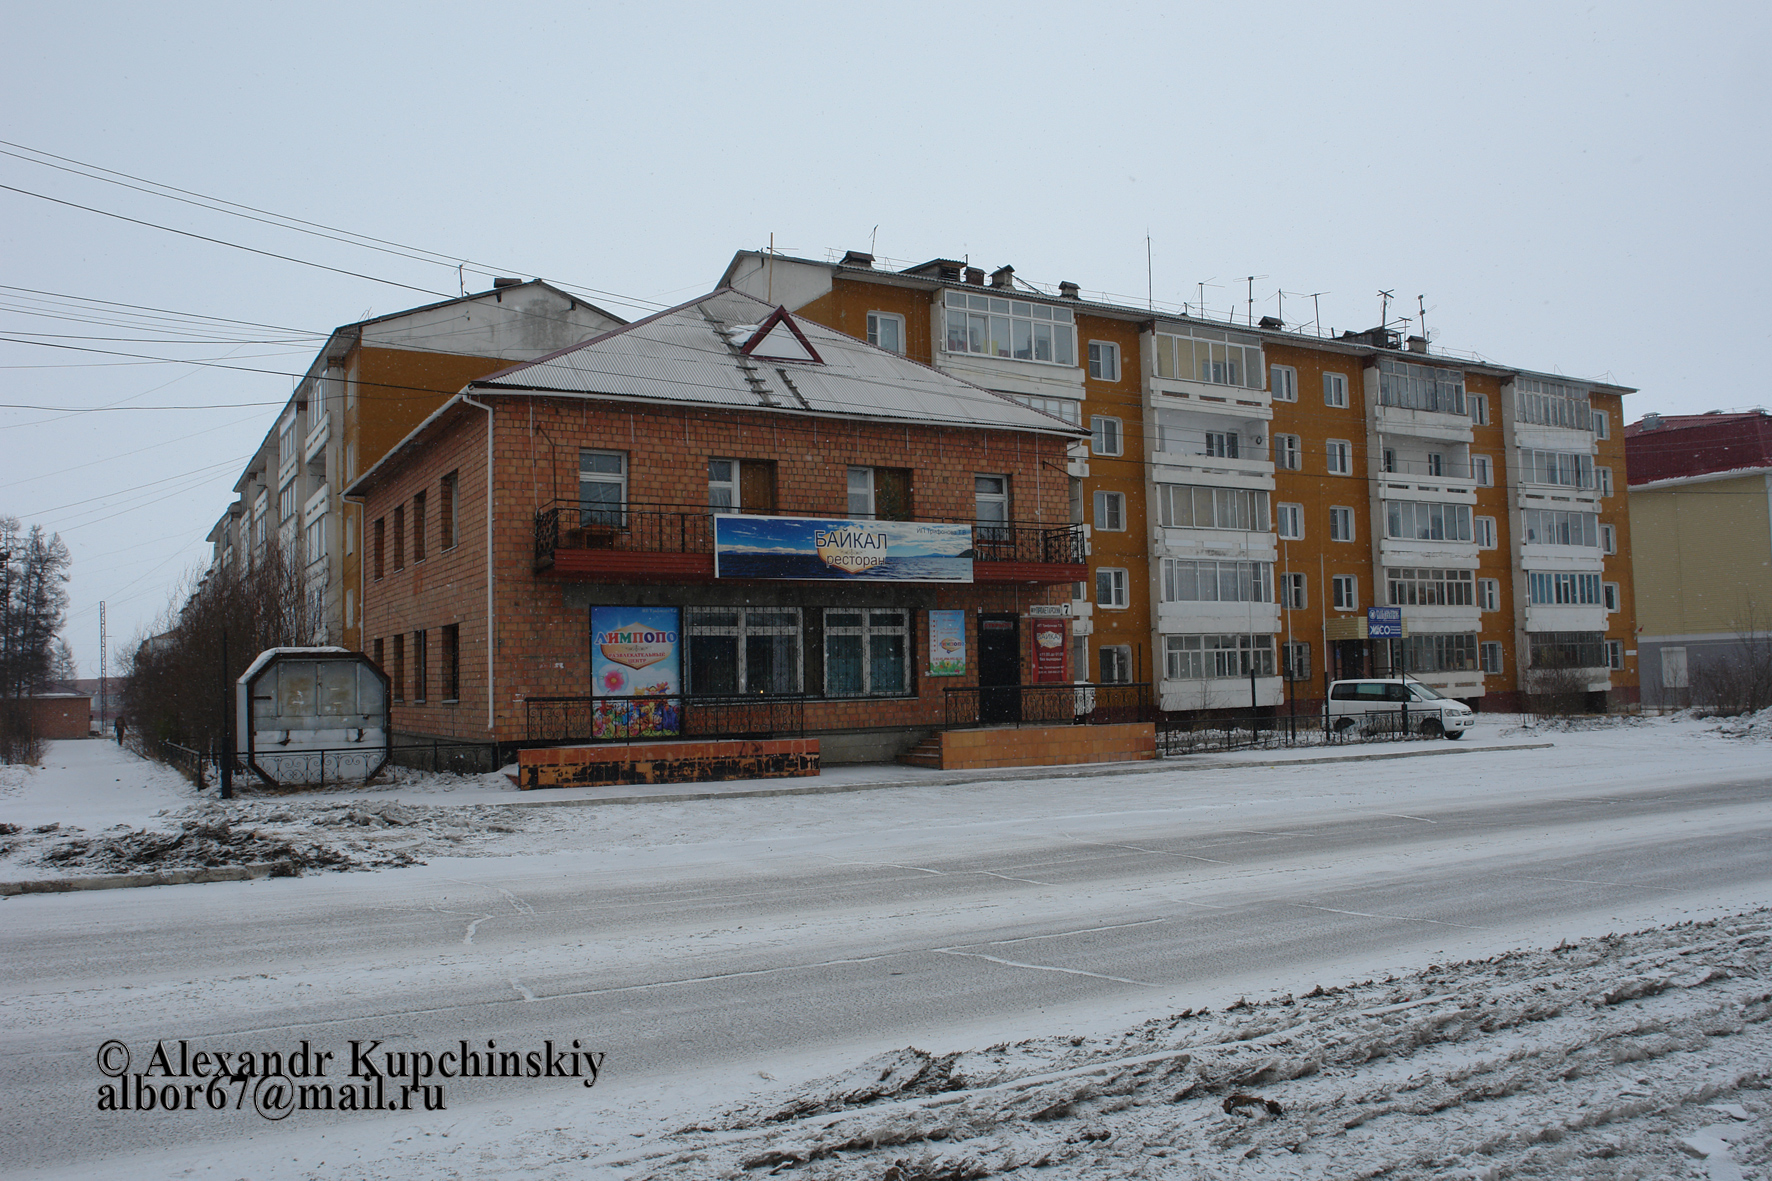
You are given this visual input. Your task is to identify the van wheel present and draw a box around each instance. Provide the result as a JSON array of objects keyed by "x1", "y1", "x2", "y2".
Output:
[
  {"x1": 1445, "y1": 730, "x2": 1465, "y2": 740},
  {"x1": 1420, "y1": 717, "x2": 1444, "y2": 738},
  {"x1": 1333, "y1": 716, "x2": 1355, "y2": 732}
]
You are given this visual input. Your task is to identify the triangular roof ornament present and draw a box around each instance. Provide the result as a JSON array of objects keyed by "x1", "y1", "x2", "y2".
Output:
[{"x1": 739, "y1": 305, "x2": 823, "y2": 364}]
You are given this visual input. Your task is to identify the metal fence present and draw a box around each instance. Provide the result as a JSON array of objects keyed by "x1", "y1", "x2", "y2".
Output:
[
  {"x1": 158, "y1": 740, "x2": 500, "y2": 788},
  {"x1": 1156, "y1": 708, "x2": 1444, "y2": 756},
  {"x1": 524, "y1": 694, "x2": 807, "y2": 743},
  {"x1": 943, "y1": 683, "x2": 1152, "y2": 729}
]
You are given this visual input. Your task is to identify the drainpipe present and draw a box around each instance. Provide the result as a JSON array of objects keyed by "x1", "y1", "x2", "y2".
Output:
[{"x1": 462, "y1": 395, "x2": 497, "y2": 732}]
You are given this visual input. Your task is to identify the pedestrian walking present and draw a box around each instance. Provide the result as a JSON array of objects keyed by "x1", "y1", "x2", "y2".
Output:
[{"x1": 114, "y1": 715, "x2": 127, "y2": 745}]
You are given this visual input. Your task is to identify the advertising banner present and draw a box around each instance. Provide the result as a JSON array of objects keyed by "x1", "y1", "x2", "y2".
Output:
[
  {"x1": 590, "y1": 607, "x2": 681, "y2": 738},
  {"x1": 1366, "y1": 606, "x2": 1402, "y2": 639},
  {"x1": 715, "y1": 515, "x2": 973, "y2": 583},
  {"x1": 1032, "y1": 618, "x2": 1068, "y2": 682},
  {"x1": 928, "y1": 610, "x2": 966, "y2": 676}
]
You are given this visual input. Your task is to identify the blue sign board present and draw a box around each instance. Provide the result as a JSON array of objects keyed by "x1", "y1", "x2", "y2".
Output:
[
  {"x1": 714, "y1": 515, "x2": 973, "y2": 583},
  {"x1": 1366, "y1": 606, "x2": 1402, "y2": 638}
]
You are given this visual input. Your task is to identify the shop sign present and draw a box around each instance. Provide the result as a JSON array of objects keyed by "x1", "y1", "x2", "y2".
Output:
[
  {"x1": 1032, "y1": 618, "x2": 1068, "y2": 682},
  {"x1": 928, "y1": 610, "x2": 966, "y2": 676},
  {"x1": 1366, "y1": 606, "x2": 1402, "y2": 639},
  {"x1": 590, "y1": 606, "x2": 681, "y2": 738},
  {"x1": 1028, "y1": 604, "x2": 1070, "y2": 617},
  {"x1": 714, "y1": 515, "x2": 973, "y2": 582}
]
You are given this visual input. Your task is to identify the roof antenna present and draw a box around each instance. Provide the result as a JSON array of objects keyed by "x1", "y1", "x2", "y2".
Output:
[
  {"x1": 1306, "y1": 292, "x2": 1328, "y2": 338},
  {"x1": 1146, "y1": 233, "x2": 1153, "y2": 310},
  {"x1": 458, "y1": 264, "x2": 466, "y2": 297},
  {"x1": 870, "y1": 224, "x2": 878, "y2": 257},
  {"x1": 1243, "y1": 275, "x2": 1268, "y2": 325},
  {"x1": 767, "y1": 232, "x2": 775, "y2": 304},
  {"x1": 1417, "y1": 294, "x2": 1429, "y2": 345},
  {"x1": 1378, "y1": 289, "x2": 1395, "y2": 330}
]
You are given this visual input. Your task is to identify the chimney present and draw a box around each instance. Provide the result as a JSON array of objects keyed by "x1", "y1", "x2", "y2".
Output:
[
  {"x1": 964, "y1": 267, "x2": 985, "y2": 286},
  {"x1": 1407, "y1": 335, "x2": 1428, "y2": 353},
  {"x1": 1059, "y1": 281, "x2": 1080, "y2": 299},
  {"x1": 1258, "y1": 315, "x2": 1283, "y2": 329},
  {"x1": 990, "y1": 265, "x2": 1015, "y2": 289},
  {"x1": 492, "y1": 277, "x2": 522, "y2": 289},
  {"x1": 840, "y1": 250, "x2": 875, "y2": 269},
  {"x1": 1641, "y1": 412, "x2": 1662, "y2": 430}
]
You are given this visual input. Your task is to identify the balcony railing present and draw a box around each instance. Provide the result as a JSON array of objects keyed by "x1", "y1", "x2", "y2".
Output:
[
  {"x1": 533, "y1": 500, "x2": 1085, "y2": 571},
  {"x1": 943, "y1": 682, "x2": 1152, "y2": 729}
]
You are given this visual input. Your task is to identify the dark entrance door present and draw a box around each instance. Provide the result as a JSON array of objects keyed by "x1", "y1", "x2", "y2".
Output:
[{"x1": 978, "y1": 613, "x2": 1021, "y2": 724}]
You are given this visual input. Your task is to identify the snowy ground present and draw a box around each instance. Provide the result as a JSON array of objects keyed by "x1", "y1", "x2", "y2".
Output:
[{"x1": 1, "y1": 711, "x2": 1769, "y2": 1179}]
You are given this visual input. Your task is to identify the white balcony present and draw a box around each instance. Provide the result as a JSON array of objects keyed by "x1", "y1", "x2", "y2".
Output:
[
  {"x1": 1524, "y1": 603, "x2": 1608, "y2": 632},
  {"x1": 1372, "y1": 402, "x2": 1473, "y2": 445},
  {"x1": 1160, "y1": 675, "x2": 1284, "y2": 711},
  {"x1": 1157, "y1": 601, "x2": 1282, "y2": 634},
  {"x1": 304, "y1": 412, "x2": 330, "y2": 464}
]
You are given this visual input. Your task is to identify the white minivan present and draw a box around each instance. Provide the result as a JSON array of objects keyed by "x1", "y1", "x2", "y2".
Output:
[{"x1": 1326, "y1": 677, "x2": 1475, "y2": 739}]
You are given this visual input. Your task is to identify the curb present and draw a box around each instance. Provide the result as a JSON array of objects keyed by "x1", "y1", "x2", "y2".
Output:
[{"x1": 0, "y1": 863, "x2": 277, "y2": 897}]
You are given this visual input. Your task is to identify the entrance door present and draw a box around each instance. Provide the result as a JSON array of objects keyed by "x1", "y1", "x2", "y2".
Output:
[{"x1": 978, "y1": 613, "x2": 1021, "y2": 723}]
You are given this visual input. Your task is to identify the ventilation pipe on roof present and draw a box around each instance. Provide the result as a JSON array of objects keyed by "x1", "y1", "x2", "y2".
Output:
[
  {"x1": 1059, "y1": 281, "x2": 1080, "y2": 299},
  {"x1": 840, "y1": 251, "x2": 875, "y2": 268},
  {"x1": 990, "y1": 265, "x2": 1015, "y2": 289},
  {"x1": 965, "y1": 267, "x2": 986, "y2": 286},
  {"x1": 1407, "y1": 335, "x2": 1428, "y2": 353},
  {"x1": 1640, "y1": 412, "x2": 1662, "y2": 430},
  {"x1": 492, "y1": 277, "x2": 522, "y2": 289}
]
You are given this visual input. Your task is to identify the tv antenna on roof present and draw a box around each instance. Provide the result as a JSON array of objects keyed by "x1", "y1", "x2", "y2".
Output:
[
  {"x1": 1196, "y1": 277, "x2": 1222, "y2": 320},
  {"x1": 1304, "y1": 292, "x2": 1328, "y2": 338},
  {"x1": 1242, "y1": 275, "x2": 1268, "y2": 325},
  {"x1": 1417, "y1": 294, "x2": 1430, "y2": 344},
  {"x1": 1378, "y1": 289, "x2": 1395, "y2": 330}
]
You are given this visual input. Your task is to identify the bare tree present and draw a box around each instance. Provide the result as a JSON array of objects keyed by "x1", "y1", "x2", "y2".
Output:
[{"x1": 1690, "y1": 600, "x2": 1772, "y2": 717}]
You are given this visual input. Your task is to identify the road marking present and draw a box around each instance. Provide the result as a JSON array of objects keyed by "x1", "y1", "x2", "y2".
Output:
[
  {"x1": 1377, "y1": 812, "x2": 1436, "y2": 823},
  {"x1": 815, "y1": 853, "x2": 1048, "y2": 887},
  {"x1": 1059, "y1": 835, "x2": 1228, "y2": 864},
  {"x1": 1523, "y1": 875, "x2": 1678, "y2": 893},
  {"x1": 1290, "y1": 902, "x2": 1490, "y2": 931},
  {"x1": 935, "y1": 949, "x2": 1156, "y2": 987}
]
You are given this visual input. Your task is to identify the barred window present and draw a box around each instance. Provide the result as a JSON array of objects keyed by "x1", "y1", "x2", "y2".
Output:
[
  {"x1": 1385, "y1": 500, "x2": 1473, "y2": 542},
  {"x1": 1155, "y1": 484, "x2": 1269, "y2": 530},
  {"x1": 1164, "y1": 633, "x2": 1275, "y2": 680},
  {"x1": 824, "y1": 609, "x2": 908, "y2": 697},
  {"x1": 1528, "y1": 630, "x2": 1607, "y2": 669},
  {"x1": 686, "y1": 607, "x2": 801, "y2": 695},
  {"x1": 1386, "y1": 567, "x2": 1474, "y2": 607},
  {"x1": 1160, "y1": 559, "x2": 1273, "y2": 603}
]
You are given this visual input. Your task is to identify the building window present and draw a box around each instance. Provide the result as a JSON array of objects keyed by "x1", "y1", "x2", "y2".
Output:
[
  {"x1": 1100, "y1": 645, "x2": 1134, "y2": 684},
  {"x1": 412, "y1": 630, "x2": 427, "y2": 703},
  {"x1": 1275, "y1": 433, "x2": 1302, "y2": 470},
  {"x1": 1283, "y1": 640, "x2": 1311, "y2": 681},
  {"x1": 824, "y1": 609, "x2": 909, "y2": 697},
  {"x1": 441, "y1": 624, "x2": 460, "y2": 701},
  {"x1": 1515, "y1": 377, "x2": 1590, "y2": 429},
  {"x1": 708, "y1": 459, "x2": 738, "y2": 509},
  {"x1": 1156, "y1": 485, "x2": 1268, "y2": 531},
  {"x1": 1153, "y1": 327, "x2": 1263, "y2": 389},
  {"x1": 1087, "y1": 341, "x2": 1120, "y2": 382},
  {"x1": 393, "y1": 504, "x2": 405, "y2": 571},
  {"x1": 1323, "y1": 372, "x2": 1348, "y2": 408},
  {"x1": 345, "y1": 441, "x2": 357, "y2": 482},
  {"x1": 1329, "y1": 506, "x2": 1355, "y2": 542},
  {"x1": 1529, "y1": 572, "x2": 1604, "y2": 606},
  {"x1": 345, "y1": 514, "x2": 356, "y2": 557},
  {"x1": 1602, "y1": 582, "x2": 1620, "y2": 612},
  {"x1": 1522, "y1": 449, "x2": 1596, "y2": 489},
  {"x1": 1276, "y1": 503, "x2": 1303, "y2": 539},
  {"x1": 1473, "y1": 455, "x2": 1493, "y2": 486},
  {"x1": 974, "y1": 475, "x2": 1009, "y2": 540},
  {"x1": 305, "y1": 515, "x2": 325, "y2": 565},
  {"x1": 1378, "y1": 357, "x2": 1465, "y2": 415},
  {"x1": 1003, "y1": 392, "x2": 1082, "y2": 425},
  {"x1": 1203, "y1": 431, "x2": 1239, "y2": 459},
  {"x1": 866, "y1": 311, "x2": 905, "y2": 353},
  {"x1": 1480, "y1": 641, "x2": 1504, "y2": 675},
  {"x1": 1605, "y1": 639, "x2": 1624, "y2": 669},
  {"x1": 943, "y1": 290, "x2": 1076, "y2": 365},
  {"x1": 1476, "y1": 516, "x2": 1497, "y2": 549},
  {"x1": 1093, "y1": 490, "x2": 1125, "y2": 531},
  {"x1": 1384, "y1": 500, "x2": 1473, "y2": 542},
  {"x1": 1531, "y1": 631, "x2": 1607, "y2": 669},
  {"x1": 1164, "y1": 633, "x2": 1275, "y2": 679},
  {"x1": 391, "y1": 634, "x2": 405, "y2": 703},
  {"x1": 1383, "y1": 447, "x2": 1397, "y2": 474},
  {"x1": 412, "y1": 491, "x2": 427, "y2": 563},
  {"x1": 580, "y1": 449, "x2": 627, "y2": 527},
  {"x1": 1389, "y1": 633, "x2": 1480, "y2": 673},
  {"x1": 848, "y1": 466, "x2": 911, "y2": 520},
  {"x1": 279, "y1": 420, "x2": 296, "y2": 467},
  {"x1": 344, "y1": 588, "x2": 354, "y2": 629},
  {"x1": 1326, "y1": 439, "x2": 1352, "y2": 475},
  {"x1": 1097, "y1": 567, "x2": 1129, "y2": 608},
  {"x1": 1090, "y1": 415, "x2": 1122, "y2": 456},
  {"x1": 1592, "y1": 409, "x2": 1610, "y2": 439},
  {"x1": 710, "y1": 458, "x2": 777, "y2": 512},
  {"x1": 1332, "y1": 574, "x2": 1358, "y2": 610},
  {"x1": 1426, "y1": 452, "x2": 1446, "y2": 477},
  {"x1": 278, "y1": 482, "x2": 298, "y2": 524},
  {"x1": 1386, "y1": 567, "x2": 1474, "y2": 606},
  {"x1": 441, "y1": 471, "x2": 459, "y2": 549},
  {"x1": 373, "y1": 517, "x2": 385, "y2": 580},
  {"x1": 1281, "y1": 572, "x2": 1307, "y2": 610},
  {"x1": 1478, "y1": 578, "x2": 1500, "y2": 611},
  {"x1": 1523, "y1": 509, "x2": 1600, "y2": 547},
  {"x1": 1597, "y1": 466, "x2": 1613, "y2": 497},
  {"x1": 1160, "y1": 560, "x2": 1272, "y2": 604},
  {"x1": 1469, "y1": 392, "x2": 1489, "y2": 425},
  {"x1": 686, "y1": 607, "x2": 801, "y2": 695},
  {"x1": 1600, "y1": 523, "x2": 1616, "y2": 554},
  {"x1": 1271, "y1": 365, "x2": 1297, "y2": 402}
]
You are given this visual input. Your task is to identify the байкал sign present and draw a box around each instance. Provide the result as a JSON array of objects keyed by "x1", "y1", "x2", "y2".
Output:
[{"x1": 714, "y1": 515, "x2": 973, "y2": 582}]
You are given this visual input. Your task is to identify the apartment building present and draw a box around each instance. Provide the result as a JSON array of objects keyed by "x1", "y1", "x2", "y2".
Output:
[
  {"x1": 727, "y1": 249, "x2": 1638, "y2": 713},
  {"x1": 205, "y1": 282, "x2": 623, "y2": 650}
]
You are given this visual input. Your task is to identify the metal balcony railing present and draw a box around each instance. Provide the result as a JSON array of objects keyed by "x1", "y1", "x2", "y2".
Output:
[{"x1": 943, "y1": 682, "x2": 1152, "y2": 729}]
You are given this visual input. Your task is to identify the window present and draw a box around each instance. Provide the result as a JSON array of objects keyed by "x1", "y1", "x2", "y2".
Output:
[
  {"x1": 345, "y1": 514, "x2": 355, "y2": 557},
  {"x1": 1515, "y1": 377, "x2": 1590, "y2": 429},
  {"x1": 1427, "y1": 452, "x2": 1445, "y2": 477},
  {"x1": 345, "y1": 441, "x2": 356, "y2": 482},
  {"x1": 1329, "y1": 506, "x2": 1355, "y2": 542},
  {"x1": 1203, "y1": 431, "x2": 1239, "y2": 459},
  {"x1": 1275, "y1": 433, "x2": 1302, "y2": 470},
  {"x1": 1378, "y1": 357, "x2": 1465, "y2": 415},
  {"x1": 1605, "y1": 639, "x2": 1624, "y2": 669},
  {"x1": 1384, "y1": 500, "x2": 1473, "y2": 542},
  {"x1": 440, "y1": 471, "x2": 459, "y2": 549},
  {"x1": 1469, "y1": 392, "x2": 1489, "y2": 426},
  {"x1": 278, "y1": 421, "x2": 296, "y2": 467},
  {"x1": 1473, "y1": 455, "x2": 1493, "y2": 486},
  {"x1": 974, "y1": 474, "x2": 1009, "y2": 540},
  {"x1": 1386, "y1": 568, "x2": 1474, "y2": 607},
  {"x1": 1603, "y1": 581, "x2": 1621, "y2": 612},
  {"x1": 847, "y1": 466, "x2": 911, "y2": 520},
  {"x1": 391, "y1": 634, "x2": 405, "y2": 703},
  {"x1": 1521, "y1": 449, "x2": 1595, "y2": 489},
  {"x1": 686, "y1": 607, "x2": 801, "y2": 695},
  {"x1": 1382, "y1": 448, "x2": 1396, "y2": 474},
  {"x1": 866, "y1": 311, "x2": 904, "y2": 353},
  {"x1": 1326, "y1": 439, "x2": 1352, "y2": 475},
  {"x1": 1523, "y1": 508, "x2": 1600, "y2": 547},
  {"x1": 1093, "y1": 490, "x2": 1125, "y2": 530},
  {"x1": 824, "y1": 609, "x2": 908, "y2": 697},
  {"x1": 1332, "y1": 574, "x2": 1358, "y2": 610},
  {"x1": 1476, "y1": 516, "x2": 1497, "y2": 549},
  {"x1": 943, "y1": 290, "x2": 1076, "y2": 365},
  {"x1": 1592, "y1": 409, "x2": 1610, "y2": 439},
  {"x1": 1152, "y1": 327, "x2": 1264, "y2": 389},
  {"x1": 1160, "y1": 560, "x2": 1273, "y2": 604},
  {"x1": 1100, "y1": 645, "x2": 1134, "y2": 684},
  {"x1": 1090, "y1": 416, "x2": 1122, "y2": 456},
  {"x1": 279, "y1": 482, "x2": 298, "y2": 523},
  {"x1": 708, "y1": 459, "x2": 738, "y2": 510},
  {"x1": 1155, "y1": 485, "x2": 1268, "y2": 530},
  {"x1": 1163, "y1": 633, "x2": 1275, "y2": 679},
  {"x1": 1281, "y1": 572, "x2": 1307, "y2": 610},
  {"x1": 393, "y1": 504, "x2": 405, "y2": 571},
  {"x1": 1528, "y1": 572, "x2": 1604, "y2": 605},
  {"x1": 1389, "y1": 633, "x2": 1479, "y2": 673},
  {"x1": 1283, "y1": 641, "x2": 1311, "y2": 681},
  {"x1": 412, "y1": 491, "x2": 426, "y2": 563},
  {"x1": 1323, "y1": 372, "x2": 1348, "y2": 408},
  {"x1": 344, "y1": 588, "x2": 354, "y2": 629},
  {"x1": 1276, "y1": 503, "x2": 1303, "y2": 539},
  {"x1": 373, "y1": 517, "x2": 385, "y2": 580},
  {"x1": 1271, "y1": 365, "x2": 1297, "y2": 402},
  {"x1": 1480, "y1": 641, "x2": 1504, "y2": 675},
  {"x1": 304, "y1": 515, "x2": 325, "y2": 566},
  {"x1": 580, "y1": 449, "x2": 627, "y2": 526},
  {"x1": 412, "y1": 630, "x2": 427, "y2": 703},
  {"x1": 1087, "y1": 341, "x2": 1120, "y2": 382},
  {"x1": 1600, "y1": 523, "x2": 1616, "y2": 554},
  {"x1": 1597, "y1": 466, "x2": 1613, "y2": 497},
  {"x1": 442, "y1": 624, "x2": 460, "y2": 702},
  {"x1": 1097, "y1": 567, "x2": 1129, "y2": 608},
  {"x1": 1478, "y1": 578, "x2": 1500, "y2": 611},
  {"x1": 1530, "y1": 631, "x2": 1607, "y2": 669},
  {"x1": 1004, "y1": 392, "x2": 1082, "y2": 425}
]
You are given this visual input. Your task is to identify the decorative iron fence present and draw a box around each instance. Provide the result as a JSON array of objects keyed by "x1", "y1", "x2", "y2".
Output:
[
  {"x1": 943, "y1": 683, "x2": 1152, "y2": 729},
  {"x1": 158, "y1": 741, "x2": 500, "y2": 788},
  {"x1": 525, "y1": 694, "x2": 807, "y2": 743},
  {"x1": 1156, "y1": 708, "x2": 1444, "y2": 756}
]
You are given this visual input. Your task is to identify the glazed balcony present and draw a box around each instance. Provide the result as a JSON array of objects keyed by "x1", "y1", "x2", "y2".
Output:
[{"x1": 532, "y1": 500, "x2": 1086, "y2": 584}]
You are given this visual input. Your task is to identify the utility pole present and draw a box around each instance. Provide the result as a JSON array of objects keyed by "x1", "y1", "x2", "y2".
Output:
[{"x1": 99, "y1": 601, "x2": 106, "y2": 734}]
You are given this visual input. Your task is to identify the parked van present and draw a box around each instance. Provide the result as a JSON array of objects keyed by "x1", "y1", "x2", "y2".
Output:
[{"x1": 1326, "y1": 677, "x2": 1475, "y2": 739}]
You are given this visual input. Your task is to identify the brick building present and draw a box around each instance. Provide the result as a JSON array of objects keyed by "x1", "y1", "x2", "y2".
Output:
[{"x1": 347, "y1": 289, "x2": 1086, "y2": 763}]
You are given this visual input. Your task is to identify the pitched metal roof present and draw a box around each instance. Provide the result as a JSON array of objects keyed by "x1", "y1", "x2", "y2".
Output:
[{"x1": 466, "y1": 288, "x2": 1082, "y2": 436}]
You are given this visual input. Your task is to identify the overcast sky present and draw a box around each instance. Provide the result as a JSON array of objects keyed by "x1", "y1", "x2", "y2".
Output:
[{"x1": 4, "y1": 0, "x2": 1768, "y2": 677}]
